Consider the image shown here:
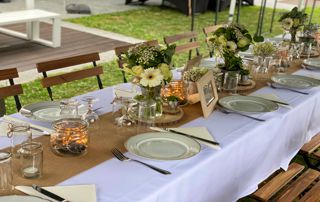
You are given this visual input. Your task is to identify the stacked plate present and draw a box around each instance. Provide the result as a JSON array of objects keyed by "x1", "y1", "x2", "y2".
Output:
[
  {"x1": 125, "y1": 132, "x2": 201, "y2": 161},
  {"x1": 218, "y1": 95, "x2": 279, "y2": 113},
  {"x1": 302, "y1": 58, "x2": 320, "y2": 71},
  {"x1": 20, "y1": 101, "x2": 88, "y2": 122},
  {"x1": 271, "y1": 74, "x2": 320, "y2": 89}
]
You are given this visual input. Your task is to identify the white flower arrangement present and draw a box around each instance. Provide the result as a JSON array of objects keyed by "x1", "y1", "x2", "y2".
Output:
[{"x1": 183, "y1": 67, "x2": 209, "y2": 82}]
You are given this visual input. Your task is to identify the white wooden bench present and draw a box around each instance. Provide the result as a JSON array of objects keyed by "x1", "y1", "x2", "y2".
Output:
[{"x1": 0, "y1": 0, "x2": 61, "y2": 48}]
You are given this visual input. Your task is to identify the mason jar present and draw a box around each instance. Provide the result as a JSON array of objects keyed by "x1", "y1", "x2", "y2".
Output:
[{"x1": 51, "y1": 118, "x2": 89, "y2": 157}]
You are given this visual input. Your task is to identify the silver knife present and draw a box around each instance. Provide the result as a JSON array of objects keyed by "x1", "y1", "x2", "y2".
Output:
[
  {"x1": 150, "y1": 127, "x2": 220, "y2": 146},
  {"x1": 32, "y1": 184, "x2": 69, "y2": 202}
]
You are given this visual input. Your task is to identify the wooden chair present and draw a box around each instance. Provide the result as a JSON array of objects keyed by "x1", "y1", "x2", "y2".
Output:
[
  {"x1": 36, "y1": 52, "x2": 103, "y2": 101},
  {"x1": 183, "y1": 55, "x2": 202, "y2": 74},
  {"x1": 251, "y1": 162, "x2": 320, "y2": 202},
  {"x1": 203, "y1": 24, "x2": 223, "y2": 57},
  {"x1": 114, "y1": 40, "x2": 159, "y2": 83},
  {"x1": 164, "y1": 31, "x2": 200, "y2": 61},
  {"x1": 0, "y1": 68, "x2": 23, "y2": 112},
  {"x1": 299, "y1": 133, "x2": 320, "y2": 171}
]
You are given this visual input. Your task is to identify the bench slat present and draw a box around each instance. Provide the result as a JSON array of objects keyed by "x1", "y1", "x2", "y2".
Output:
[
  {"x1": 41, "y1": 66, "x2": 103, "y2": 88},
  {"x1": 300, "y1": 133, "x2": 320, "y2": 154},
  {"x1": 299, "y1": 180, "x2": 320, "y2": 202},
  {"x1": 37, "y1": 52, "x2": 100, "y2": 72},
  {"x1": 252, "y1": 163, "x2": 304, "y2": 201},
  {"x1": 0, "y1": 68, "x2": 19, "y2": 81},
  {"x1": 277, "y1": 169, "x2": 320, "y2": 202},
  {"x1": 175, "y1": 42, "x2": 200, "y2": 54},
  {"x1": 0, "y1": 85, "x2": 23, "y2": 99},
  {"x1": 164, "y1": 31, "x2": 197, "y2": 44}
]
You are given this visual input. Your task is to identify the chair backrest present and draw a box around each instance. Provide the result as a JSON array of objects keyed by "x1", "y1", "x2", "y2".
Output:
[
  {"x1": 114, "y1": 40, "x2": 159, "y2": 83},
  {"x1": 164, "y1": 31, "x2": 200, "y2": 57},
  {"x1": 184, "y1": 55, "x2": 202, "y2": 72},
  {"x1": 0, "y1": 68, "x2": 23, "y2": 111},
  {"x1": 36, "y1": 52, "x2": 103, "y2": 100},
  {"x1": 203, "y1": 25, "x2": 223, "y2": 57}
]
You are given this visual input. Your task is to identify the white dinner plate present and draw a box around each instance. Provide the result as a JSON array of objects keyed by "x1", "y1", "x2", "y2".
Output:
[
  {"x1": 271, "y1": 75, "x2": 320, "y2": 89},
  {"x1": 0, "y1": 195, "x2": 47, "y2": 202},
  {"x1": 219, "y1": 95, "x2": 279, "y2": 113},
  {"x1": 20, "y1": 101, "x2": 87, "y2": 122},
  {"x1": 303, "y1": 58, "x2": 320, "y2": 69},
  {"x1": 125, "y1": 132, "x2": 201, "y2": 160}
]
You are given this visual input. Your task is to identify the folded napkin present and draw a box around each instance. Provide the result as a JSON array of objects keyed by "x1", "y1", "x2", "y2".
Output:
[
  {"x1": 114, "y1": 85, "x2": 138, "y2": 98},
  {"x1": 0, "y1": 116, "x2": 53, "y2": 136},
  {"x1": 15, "y1": 184, "x2": 96, "y2": 202},
  {"x1": 168, "y1": 127, "x2": 221, "y2": 150},
  {"x1": 253, "y1": 94, "x2": 292, "y2": 109}
]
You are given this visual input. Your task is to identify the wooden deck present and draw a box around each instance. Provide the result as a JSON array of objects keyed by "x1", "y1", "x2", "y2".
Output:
[{"x1": 0, "y1": 23, "x2": 129, "y2": 72}]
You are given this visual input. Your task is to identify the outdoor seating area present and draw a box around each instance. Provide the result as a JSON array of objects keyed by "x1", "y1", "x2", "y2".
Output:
[{"x1": 0, "y1": 0, "x2": 320, "y2": 202}]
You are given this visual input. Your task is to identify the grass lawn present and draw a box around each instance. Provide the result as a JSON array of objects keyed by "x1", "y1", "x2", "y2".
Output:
[{"x1": 4, "y1": 5, "x2": 320, "y2": 114}]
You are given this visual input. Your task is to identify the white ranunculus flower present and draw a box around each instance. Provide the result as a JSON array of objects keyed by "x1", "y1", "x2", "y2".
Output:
[
  {"x1": 140, "y1": 68, "x2": 163, "y2": 87},
  {"x1": 226, "y1": 41, "x2": 237, "y2": 52},
  {"x1": 281, "y1": 18, "x2": 293, "y2": 30},
  {"x1": 237, "y1": 37, "x2": 250, "y2": 48}
]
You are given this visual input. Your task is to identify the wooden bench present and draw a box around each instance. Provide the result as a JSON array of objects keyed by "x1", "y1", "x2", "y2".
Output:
[
  {"x1": 299, "y1": 133, "x2": 320, "y2": 171},
  {"x1": 251, "y1": 163, "x2": 320, "y2": 202},
  {"x1": 0, "y1": 0, "x2": 61, "y2": 48}
]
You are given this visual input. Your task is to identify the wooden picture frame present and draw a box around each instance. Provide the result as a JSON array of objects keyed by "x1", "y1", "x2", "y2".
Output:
[{"x1": 196, "y1": 70, "x2": 218, "y2": 118}]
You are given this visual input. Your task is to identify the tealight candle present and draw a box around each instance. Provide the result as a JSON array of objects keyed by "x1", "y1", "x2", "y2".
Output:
[{"x1": 23, "y1": 167, "x2": 39, "y2": 178}]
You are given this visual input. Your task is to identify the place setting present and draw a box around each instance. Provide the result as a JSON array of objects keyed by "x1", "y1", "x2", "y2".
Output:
[
  {"x1": 267, "y1": 74, "x2": 320, "y2": 95},
  {"x1": 302, "y1": 58, "x2": 320, "y2": 71}
]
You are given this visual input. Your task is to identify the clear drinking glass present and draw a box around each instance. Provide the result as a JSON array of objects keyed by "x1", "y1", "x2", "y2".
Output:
[
  {"x1": 138, "y1": 100, "x2": 156, "y2": 125},
  {"x1": 0, "y1": 151, "x2": 12, "y2": 191},
  {"x1": 60, "y1": 99, "x2": 80, "y2": 118},
  {"x1": 223, "y1": 71, "x2": 239, "y2": 94},
  {"x1": 112, "y1": 97, "x2": 136, "y2": 127},
  {"x1": 20, "y1": 142, "x2": 43, "y2": 178},
  {"x1": 81, "y1": 96, "x2": 99, "y2": 124},
  {"x1": 7, "y1": 122, "x2": 32, "y2": 158}
]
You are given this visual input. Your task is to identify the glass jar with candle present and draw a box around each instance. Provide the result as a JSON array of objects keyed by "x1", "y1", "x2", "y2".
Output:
[
  {"x1": 20, "y1": 142, "x2": 43, "y2": 179},
  {"x1": 51, "y1": 118, "x2": 89, "y2": 157}
]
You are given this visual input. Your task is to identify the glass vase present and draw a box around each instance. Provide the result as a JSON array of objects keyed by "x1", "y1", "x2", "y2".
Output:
[
  {"x1": 222, "y1": 71, "x2": 239, "y2": 94},
  {"x1": 140, "y1": 86, "x2": 163, "y2": 118}
]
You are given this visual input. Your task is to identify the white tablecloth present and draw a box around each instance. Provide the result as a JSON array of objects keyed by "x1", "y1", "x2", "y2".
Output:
[{"x1": 1, "y1": 69, "x2": 320, "y2": 202}]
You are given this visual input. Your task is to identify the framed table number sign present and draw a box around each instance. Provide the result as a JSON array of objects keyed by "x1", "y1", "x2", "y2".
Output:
[{"x1": 196, "y1": 70, "x2": 218, "y2": 118}]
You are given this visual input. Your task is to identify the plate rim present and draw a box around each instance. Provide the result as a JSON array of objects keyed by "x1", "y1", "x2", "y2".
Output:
[
  {"x1": 271, "y1": 74, "x2": 320, "y2": 89},
  {"x1": 124, "y1": 132, "x2": 201, "y2": 161},
  {"x1": 218, "y1": 95, "x2": 279, "y2": 113}
]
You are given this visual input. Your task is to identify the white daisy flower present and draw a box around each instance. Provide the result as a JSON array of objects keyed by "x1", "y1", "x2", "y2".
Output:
[
  {"x1": 281, "y1": 18, "x2": 293, "y2": 30},
  {"x1": 140, "y1": 68, "x2": 163, "y2": 87},
  {"x1": 226, "y1": 41, "x2": 237, "y2": 52}
]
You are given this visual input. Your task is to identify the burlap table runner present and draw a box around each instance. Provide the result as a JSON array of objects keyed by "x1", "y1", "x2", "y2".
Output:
[{"x1": 1, "y1": 61, "x2": 302, "y2": 195}]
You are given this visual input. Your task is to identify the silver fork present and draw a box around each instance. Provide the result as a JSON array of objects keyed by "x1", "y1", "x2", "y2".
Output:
[
  {"x1": 111, "y1": 148, "x2": 171, "y2": 175},
  {"x1": 267, "y1": 82, "x2": 309, "y2": 95},
  {"x1": 217, "y1": 105, "x2": 266, "y2": 122}
]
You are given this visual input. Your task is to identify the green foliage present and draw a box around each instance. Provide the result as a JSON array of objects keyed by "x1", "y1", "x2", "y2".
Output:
[
  {"x1": 222, "y1": 50, "x2": 243, "y2": 71},
  {"x1": 166, "y1": 95, "x2": 180, "y2": 102}
]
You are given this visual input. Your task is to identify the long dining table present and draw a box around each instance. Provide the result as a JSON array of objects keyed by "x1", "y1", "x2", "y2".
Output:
[{"x1": 1, "y1": 60, "x2": 320, "y2": 202}]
